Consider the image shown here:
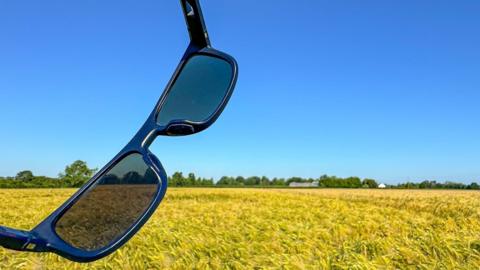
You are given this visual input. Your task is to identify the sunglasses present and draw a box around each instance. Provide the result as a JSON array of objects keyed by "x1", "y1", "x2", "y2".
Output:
[{"x1": 0, "y1": 0, "x2": 238, "y2": 262}]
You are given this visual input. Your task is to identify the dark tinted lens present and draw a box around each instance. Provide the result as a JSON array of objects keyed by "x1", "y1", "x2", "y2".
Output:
[
  {"x1": 156, "y1": 55, "x2": 233, "y2": 126},
  {"x1": 55, "y1": 153, "x2": 159, "y2": 251}
]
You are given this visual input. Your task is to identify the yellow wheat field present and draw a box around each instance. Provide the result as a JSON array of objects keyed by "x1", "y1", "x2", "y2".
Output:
[{"x1": 1, "y1": 188, "x2": 480, "y2": 269}]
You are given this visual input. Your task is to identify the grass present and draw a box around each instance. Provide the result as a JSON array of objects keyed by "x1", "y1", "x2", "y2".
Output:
[{"x1": 1, "y1": 188, "x2": 480, "y2": 269}]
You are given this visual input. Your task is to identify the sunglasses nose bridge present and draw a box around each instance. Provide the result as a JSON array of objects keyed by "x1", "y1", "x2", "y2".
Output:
[
  {"x1": 124, "y1": 117, "x2": 159, "y2": 151},
  {"x1": 141, "y1": 128, "x2": 160, "y2": 149}
]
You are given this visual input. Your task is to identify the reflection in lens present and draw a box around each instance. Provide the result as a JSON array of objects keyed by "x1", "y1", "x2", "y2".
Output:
[
  {"x1": 156, "y1": 55, "x2": 233, "y2": 126},
  {"x1": 55, "y1": 153, "x2": 159, "y2": 251}
]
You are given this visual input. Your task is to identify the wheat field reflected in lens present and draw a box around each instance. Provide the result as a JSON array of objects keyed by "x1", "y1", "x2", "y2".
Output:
[{"x1": 55, "y1": 154, "x2": 159, "y2": 251}]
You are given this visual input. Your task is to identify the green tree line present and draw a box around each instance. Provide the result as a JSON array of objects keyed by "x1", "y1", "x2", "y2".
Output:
[
  {"x1": 0, "y1": 161, "x2": 479, "y2": 190},
  {"x1": 0, "y1": 161, "x2": 96, "y2": 188},
  {"x1": 394, "y1": 180, "x2": 480, "y2": 190},
  {"x1": 212, "y1": 175, "x2": 378, "y2": 188}
]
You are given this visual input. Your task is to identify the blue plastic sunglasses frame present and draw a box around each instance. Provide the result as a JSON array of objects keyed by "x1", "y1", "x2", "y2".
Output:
[{"x1": 0, "y1": 0, "x2": 238, "y2": 262}]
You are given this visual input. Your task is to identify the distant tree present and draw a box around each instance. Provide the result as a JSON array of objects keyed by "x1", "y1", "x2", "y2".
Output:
[
  {"x1": 216, "y1": 176, "x2": 229, "y2": 185},
  {"x1": 271, "y1": 178, "x2": 286, "y2": 186},
  {"x1": 362, "y1": 178, "x2": 378, "y2": 188},
  {"x1": 319, "y1": 175, "x2": 329, "y2": 180},
  {"x1": 187, "y1": 173, "x2": 196, "y2": 186},
  {"x1": 396, "y1": 182, "x2": 416, "y2": 189},
  {"x1": 102, "y1": 174, "x2": 120, "y2": 185},
  {"x1": 468, "y1": 182, "x2": 480, "y2": 190},
  {"x1": 234, "y1": 176, "x2": 245, "y2": 186},
  {"x1": 59, "y1": 161, "x2": 96, "y2": 187},
  {"x1": 260, "y1": 176, "x2": 270, "y2": 186},
  {"x1": 16, "y1": 170, "x2": 34, "y2": 181},
  {"x1": 167, "y1": 173, "x2": 216, "y2": 187},
  {"x1": 170, "y1": 172, "x2": 186, "y2": 186},
  {"x1": 344, "y1": 177, "x2": 362, "y2": 188},
  {"x1": 202, "y1": 178, "x2": 214, "y2": 186},
  {"x1": 245, "y1": 176, "x2": 261, "y2": 186},
  {"x1": 320, "y1": 175, "x2": 344, "y2": 187},
  {"x1": 419, "y1": 180, "x2": 438, "y2": 189},
  {"x1": 217, "y1": 176, "x2": 237, "y2": 186},
  {"x1": 123, "y1": 171, "x2": 142, "y2": 184}
]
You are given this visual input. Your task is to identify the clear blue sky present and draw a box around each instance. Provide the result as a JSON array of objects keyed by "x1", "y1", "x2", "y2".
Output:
[{"x1": 1, "y1": 0, "x2": 479, "y2": 184}]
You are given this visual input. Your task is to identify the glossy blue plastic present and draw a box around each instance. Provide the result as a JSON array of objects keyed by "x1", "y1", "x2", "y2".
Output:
[{"x1": 0, "y1": 0, "x2": 238, "y2": 262}]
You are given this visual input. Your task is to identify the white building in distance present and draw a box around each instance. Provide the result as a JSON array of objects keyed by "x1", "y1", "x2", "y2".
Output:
[
  {"x1": 378, "y1": 183, "x2": 387, "y2": 189},
  {"x1": 289, "y1": 181, "x2": 319, "y2": 188}
]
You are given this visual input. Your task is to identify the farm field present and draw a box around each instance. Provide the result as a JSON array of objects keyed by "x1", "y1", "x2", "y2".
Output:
[{"x1": 1, "y1": 188, "x2": 480, "y2": 269}]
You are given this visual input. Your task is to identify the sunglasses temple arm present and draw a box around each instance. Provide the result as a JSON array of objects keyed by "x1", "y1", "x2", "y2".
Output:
[
  {"x1": 180, "y1": 0, "x2": 211, "y2": 48},
  {"x1": 0, "y1": 225, "x2": 46, "y2": 252}
]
